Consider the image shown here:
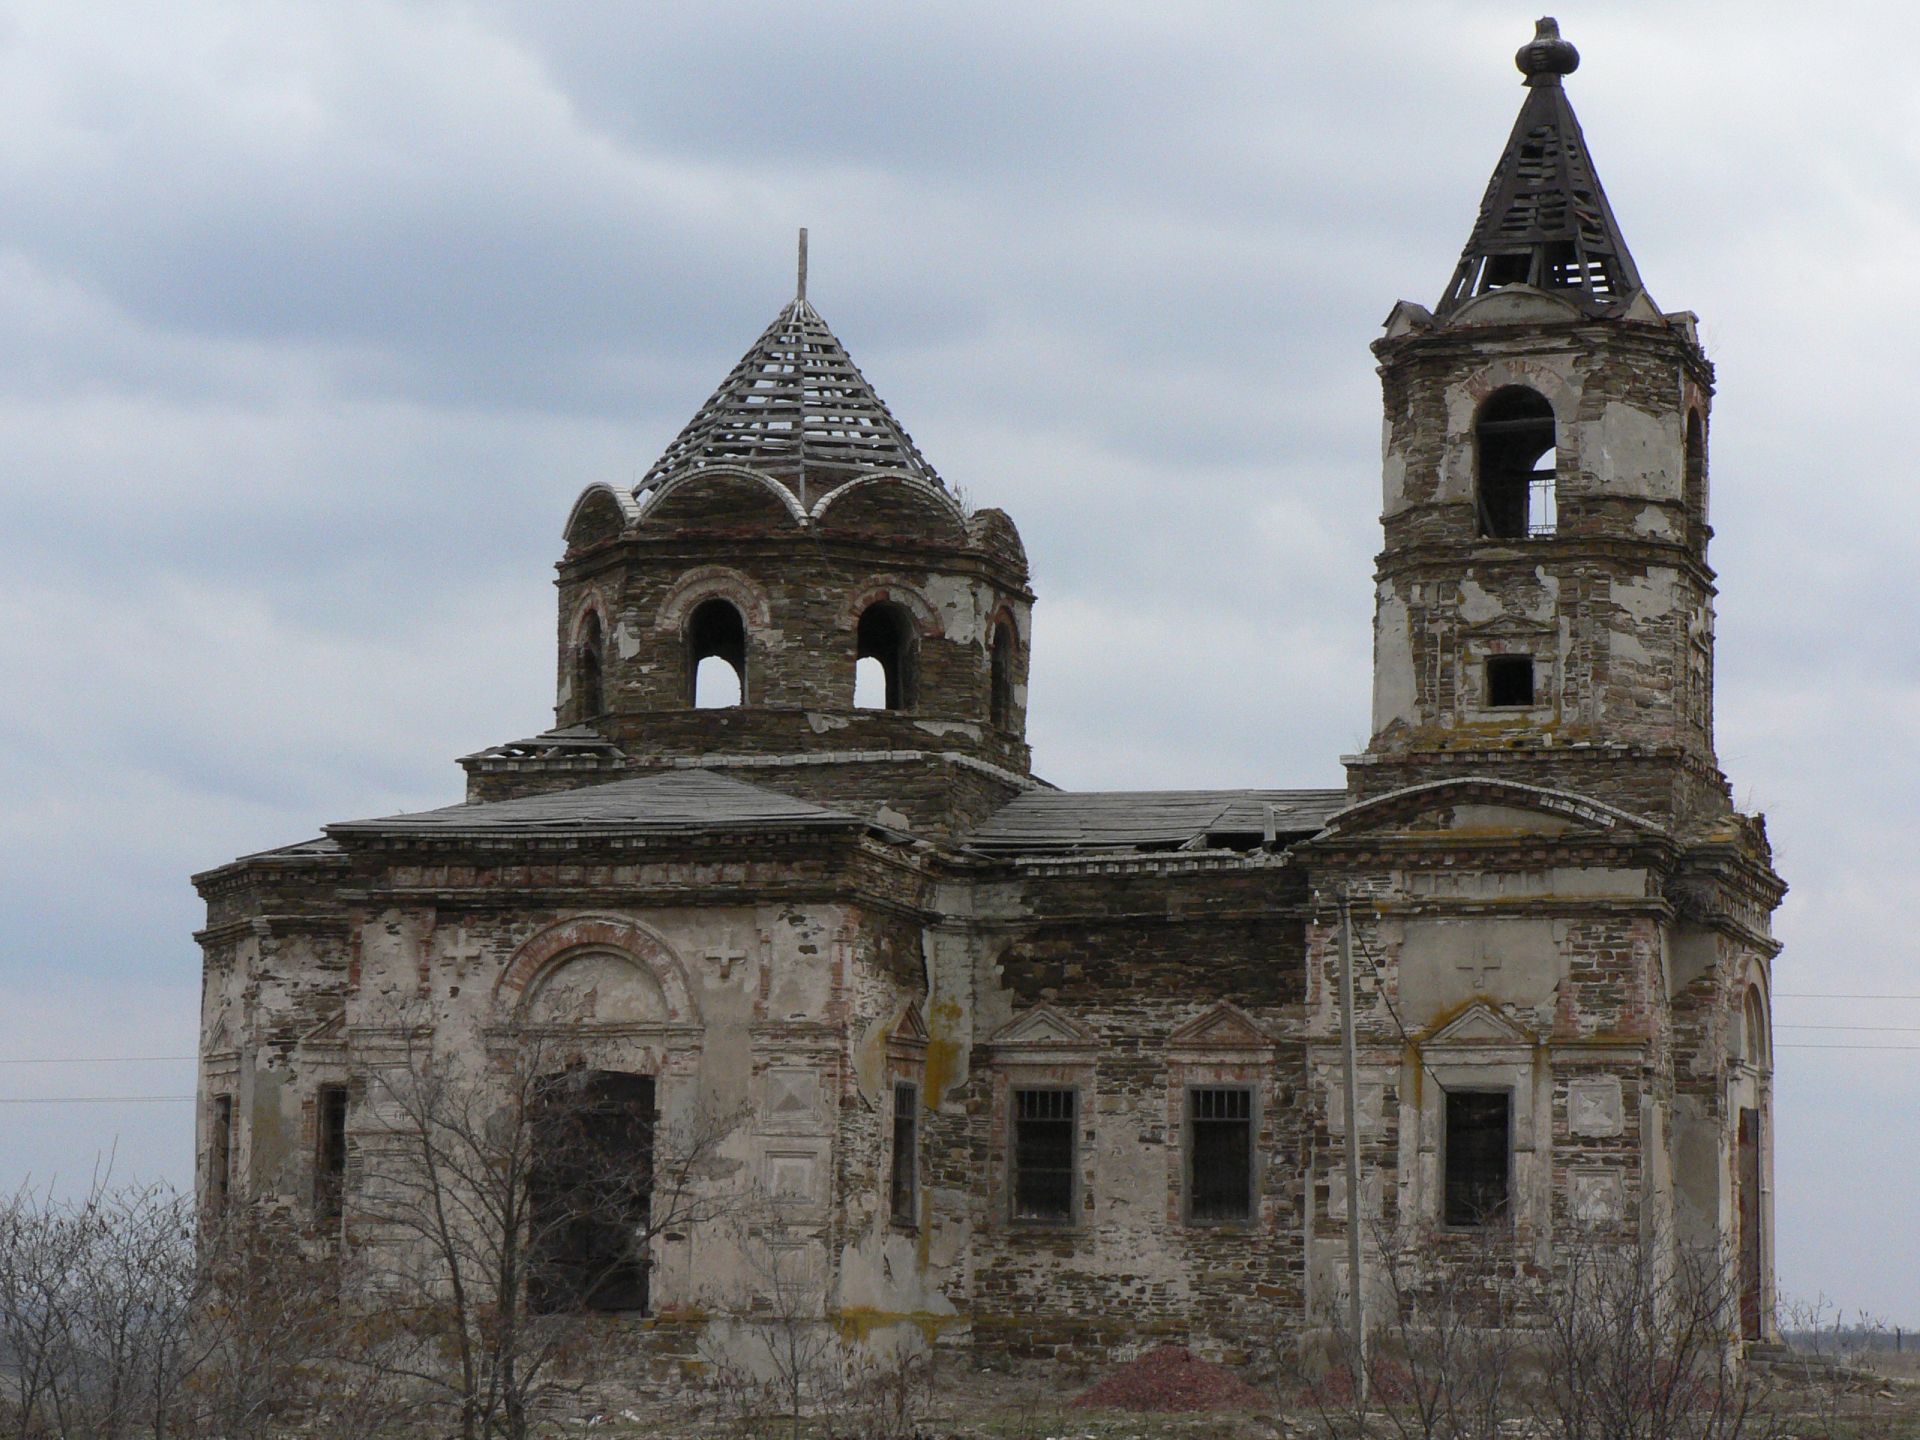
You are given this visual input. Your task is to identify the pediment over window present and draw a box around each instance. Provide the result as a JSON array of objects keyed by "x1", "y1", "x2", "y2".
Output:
[
  {"x1": 1424, "y1": 1003, "x2": 1535, "y2": 1049},
  {"x1": 298, "y1": 1012, "x2": 346, "y2": 1049},
  {"x1": 1461, "y1": 614, "x2": 1555, "y2": 640},
  {"x1": 886, "y1": 1001, "x2": 930, "y2": 1060},
  {"x1": 1319, "y1": 779, "x2": 1662, "y2": 842},
  {"x1": 1167, "y1": 1003, "x2": 1272, "y2": 1054},
  {"x1": 987, "y1": 1006, "x2": 1098, "y2": 1053},
  {"x1": 205, "y1": 1013, "x2": 236, "y2": 1055},
  {"x1": 892, "y1": 1001, "x2": 929, "y2": 1045}
]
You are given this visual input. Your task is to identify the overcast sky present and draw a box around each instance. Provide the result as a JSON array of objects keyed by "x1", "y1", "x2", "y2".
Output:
[{"x1": 1, "y1": 1, "x2": 1914, "y2": 1324}]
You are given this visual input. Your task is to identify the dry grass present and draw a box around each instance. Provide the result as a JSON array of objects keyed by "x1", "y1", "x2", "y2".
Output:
[{"x1": 562, "y1": 1355, "x2": 1920, "y2": 1440}]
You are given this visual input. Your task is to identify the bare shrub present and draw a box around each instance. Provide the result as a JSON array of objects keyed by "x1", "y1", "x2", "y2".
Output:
[
  {"x1": 1772, "y1": 1296, "x2": 1909, "y2": 1440},
  {"x1": 1310, "y1": 1220, "x2": 1528, "y2": 1440},
  {"x1": 0, "y1": 1176, "x2": 199, "y2": 1440},
  {"x1": 1307, "y1": 1221, "x2": 1792, "y2": 1440},
  {"x1": 188, "y1": 1201, "x2": 430, "y2": 1440},
  {"x1": 352, "y1": 1015, "x2": 745, "y2": 1440},
  {"x1": 1527, "y1": 1226, "x2": 1777, "y2": 1440}
]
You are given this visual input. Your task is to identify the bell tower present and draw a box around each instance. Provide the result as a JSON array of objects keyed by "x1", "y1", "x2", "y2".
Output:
[{"x1": 1354, "y1": 19, "x2": 1724, "y2": 825}]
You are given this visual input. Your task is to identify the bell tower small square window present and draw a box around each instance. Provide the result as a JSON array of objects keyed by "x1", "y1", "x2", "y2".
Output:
[{"x1": 1486, "y1": 655, "x2": 1535, "y2": 709}]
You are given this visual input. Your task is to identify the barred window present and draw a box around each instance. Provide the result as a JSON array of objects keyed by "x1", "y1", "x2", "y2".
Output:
[
  {"x1": 889, "y1": 1082, "x2": 918, "y2": 1227},
  {"x1": 1444, "y1": 1090, "x2": 1511, "y2": 1226},
  {"x1": 1012, "y1": 1088, "x2": 1075, "y2": 1222},
  {"x1": 209, "y1": 1094, "x2": 233, "y2": 1211},
  {"x1": 1188, "y1": 1087, "x2": 1254, "y2": 1223},
  {"x1": 315, "y1": 1084, "x2": 348, "y2": 1223}
]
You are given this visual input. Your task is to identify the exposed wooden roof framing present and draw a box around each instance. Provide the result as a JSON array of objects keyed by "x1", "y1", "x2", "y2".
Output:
[
  {"x1": 639, "y1": 230, "x2": 940, "y2": 498},
  {"x1": 1436, "y1": 18, "x2": 1644, "y2": 318}
]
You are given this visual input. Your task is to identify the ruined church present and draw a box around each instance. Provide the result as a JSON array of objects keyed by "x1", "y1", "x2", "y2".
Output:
[{"x1": 194, "y1": 21, "x2": 1783, "y2": 1362}]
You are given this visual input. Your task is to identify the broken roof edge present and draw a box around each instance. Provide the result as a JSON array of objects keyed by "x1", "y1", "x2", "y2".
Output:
[
  {"x1": 963, "y1": 786, "x2": 1348, "y2": 856},
  {"x1": 458, "y1": 724, "x2": 627, "y2": 767},
  {"x1": 189, "y1": 835, "x2": 348, "y2": 892},
  {"x1": 322, "y1": 768, "x2": 864, "y2": 840}
]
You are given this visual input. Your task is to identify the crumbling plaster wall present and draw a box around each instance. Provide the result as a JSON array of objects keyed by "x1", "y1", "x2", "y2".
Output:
[
  {"x1": 1298, "y1": 836, "x2": 1682, "y2": 1312},
  {"x1": 954, "y1": 861, "x2": 1313, "y2": 1364},
  {"x1": 196, "y1": 834, "x2": 973, "y2": 1343},
  {"x1": 1369, "y1": 328, "x2": 1720, "y2": 799}
]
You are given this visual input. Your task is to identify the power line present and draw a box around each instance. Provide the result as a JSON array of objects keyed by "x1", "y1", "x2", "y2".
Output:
[
  {"x1": 1778, "y1": 1024, "x2": 1920, "y2": 1033},
  {"x1": 1776, "y1": 992, "x2": 1920, "y2": 1001},
  {"x1": 0, "y1": 1096, "x2": 197, "y2": 1105},
  {"x1": 1776, "y1": 1043, "x2": 1920, "y2": 1052},
  {"x1": 0, "y1": 1056, "x2": 195, "y2": 1066}
]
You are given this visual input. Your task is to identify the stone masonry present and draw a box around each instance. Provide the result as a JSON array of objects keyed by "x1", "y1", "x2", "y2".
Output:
[{"x1": 194, "y1": 20, "x2": 1783, "y2": 1375}]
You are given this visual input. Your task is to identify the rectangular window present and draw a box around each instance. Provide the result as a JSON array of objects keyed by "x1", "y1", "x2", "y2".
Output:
[
  {"x1": 889, "y1": 1081, "x2": 918, "y2": 1227},
  {"x1": 1187, "y1": 1086, "x2": 1254, "y2": 1223},
  {"x1": 1444, "y1": 1090, "x2": 1511, "y2": 1227},
  {"x1": 315, "y1": 1084, "x2": 348, "y2": 1223},
  {"x1": 1486, "y1": 655, "x2": 1535, "y2": 708},
  {"x1": 1011, "y1": 1088, "x2": 1075, "y2": 1223},
  {"x1": 209, "y1": 1093, "x2": 234, "y2": 1211}
]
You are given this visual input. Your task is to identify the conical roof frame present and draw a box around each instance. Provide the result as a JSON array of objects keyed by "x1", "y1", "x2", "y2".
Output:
[
  {"x1": 1436, "y1": 19, "x2": 1644, "y2": 318},
  {"x1": 639, "y1": 238, "x2": 940, "y2": 497}
]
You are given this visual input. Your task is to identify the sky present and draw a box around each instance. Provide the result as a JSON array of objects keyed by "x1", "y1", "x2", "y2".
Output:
[{"x1": 0, "y1": 1, "x2": 1915, "y2": 1325}]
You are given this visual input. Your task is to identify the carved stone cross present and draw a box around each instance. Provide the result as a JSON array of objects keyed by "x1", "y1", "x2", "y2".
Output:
[
  {"x1": 443, "y1": 929, "x2": 484, "y2": 974},
  {"x1": 707, "y1": 932, "x2": 750, "y2": 980},
  {"x1": 1456, "y1": 938, "x2": 1503, "y2": 991}
]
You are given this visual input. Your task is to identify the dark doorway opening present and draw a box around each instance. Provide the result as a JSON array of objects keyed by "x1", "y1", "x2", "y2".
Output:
[{"x1": 529, "y1": 1071, "x2": 655, "y2": 1314}]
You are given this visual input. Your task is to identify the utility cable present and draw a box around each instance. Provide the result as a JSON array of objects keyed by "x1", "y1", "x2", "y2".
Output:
[
  {"x1": 0, "y1": 1055, "x2": 195, "y2": 1065},
  {"x1": 0, "y1": 1096, "x2": 197, "y2": 1104}
]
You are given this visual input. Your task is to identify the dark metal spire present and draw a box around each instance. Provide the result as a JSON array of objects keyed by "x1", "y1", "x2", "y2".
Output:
[
  {"x1": 639, "y1": 245, "x2": 940, "y2": 495},
  {"x1": 1435, "y1": 18, "x2": 1643, "y2": 318}
]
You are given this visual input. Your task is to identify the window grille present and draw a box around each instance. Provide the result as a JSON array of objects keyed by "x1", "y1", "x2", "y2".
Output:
[
  {"x1": 1012, "y1": 1088, "x2": 1075, "y2": 1222},
  {"x1": 890, "y1": 1082, "x2": 918, "y2": 1227},
  {"x1": 1188, "y1": 1086, "x2": 1254, "y2": 1223}
]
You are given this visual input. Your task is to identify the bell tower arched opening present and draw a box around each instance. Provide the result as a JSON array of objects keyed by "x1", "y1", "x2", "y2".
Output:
[
  {"x1": 1685, "y1": 409, "x2": 1708, "y2": 549},
  {"x1": 1476, "y1": 386, "x2": 1557, "y2": 539},
  {"x1": 989, "y1": 619, "x2": 1018, "y2": 730},
  {"x1": 575, "y1": 611, "x2": 606, "y2": 720},
  {"x1": 686, "y1": 598, "x2": 746, "y2": 708},
  {"x1": 855, "y1": 601, "x2": 918, "y2": 711}
]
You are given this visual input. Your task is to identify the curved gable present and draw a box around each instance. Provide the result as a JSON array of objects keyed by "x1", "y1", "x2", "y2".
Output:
[
  {"x1": 967, "y1": 507, "x2": 1029, "y2": 579},
  {"x1": 562, "y1": 482, "x2": 640, "y2": 553},
  {"x1": 812, "y1": 470, "x2": 967, "y2": 546},
  {"x1": 1318, "y1": 778, "x2": 1663, "y2": 842},
  {"x1": 494, "y1": 914, "x2": 699, "y2": 1027},
  {"x1": 638, "y1": 466, "x2": 807, "y2": 534}
]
